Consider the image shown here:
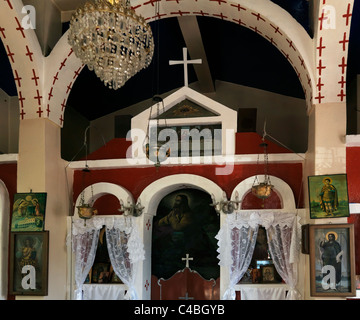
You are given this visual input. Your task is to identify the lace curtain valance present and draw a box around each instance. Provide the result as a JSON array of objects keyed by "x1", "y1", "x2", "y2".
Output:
[
  {"x1": 70, "y1": 216, "x2": 145, "y2": 300},
  {"x1": 216, "y1": 211, "x2": 301, "y2": 300}
]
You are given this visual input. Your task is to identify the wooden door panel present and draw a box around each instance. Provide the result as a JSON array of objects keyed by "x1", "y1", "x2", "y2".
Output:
[{"x1": 152, "y1": 268, "x2": 220, "y2": 300}]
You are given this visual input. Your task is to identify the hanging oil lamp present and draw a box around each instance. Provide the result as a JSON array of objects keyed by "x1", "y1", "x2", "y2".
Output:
[
  {"x1": 77, "y1": 166, "x2": 97, "y2": 224},
  {"x1": 144, "y1": 96, "x2": 170, "y2": 167},
  {"x1": 252, "y1": 140, "x2": 274, "y2": 200}
]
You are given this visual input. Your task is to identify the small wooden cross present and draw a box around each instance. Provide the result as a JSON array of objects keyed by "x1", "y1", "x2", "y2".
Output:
[
  {"x1": 179, "y1": 292, "x2": 194, "y2": 300},
  {"x1": 169, "y1": 47, "x2": 202, "y2": 87},
  {"x1": 182, "y1": 253, "x2": 193, "y2": 268}
]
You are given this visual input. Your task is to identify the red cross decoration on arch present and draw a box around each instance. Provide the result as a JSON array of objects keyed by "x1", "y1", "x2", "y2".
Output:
[
  {"x1": 6, "y1": 45, "x2": 14, "y2": 63},
  {"x1": 20, "y1": 108, "x2": 26, "y2": 120},
  {"x1": 0, "y1": 26, "x2": 6, "y2": 38},
  {"x1": 286, "y1": 39, "x2": 296, "y2": 51},
  {"x1": 144, "y1": 280, "x2": 150, "y2": 291},
  {"x1": 298, "y1": 56, "x2": 305, "y2": 69},
  {"x1": 14, "y1": 70, "x2": 22, "y2": 87},
  {"x1": 18, "y1": 91, "x2": 25, "y2": 109},
  {"x1": 270, "y1": 24, "x2": 283, "y2": 36},
  {"x1": 31, "y1": 69, "x2": 39, "y2": 86},
  {"x1": 143, "y1": 0, "x2": 159, "y2": 6},
  {"x1": 339, "y1": 32, "x2": 349, "y2": 52},
  {"x1": 337, "y1": 89, "x2": 346, "y2": 102},
  {"x1": 338, "y1": 56, "x2": 347, "y2": 74},
  {"x1": 193, "y1": 10, "x2": 209, "y2": 17},
  {"x1": 36, "y1": 107, "x2": 43, "y2": 118},
  {"x1": 338, "y1": 76, "x2": 346, "y2": 89},
  {"x1": 318, "y1": 10, "x2": 327, "y2": 31},
  {"x1": 315, "y1": 91, "x2": 325, "y2": 104},
  {"x1": 59, "y1": 58, "x2": 67, "y2": 70},
  {"x1": 317, "y1": 77, "x2": 324, "y2": 91},
  {"x1": 343, "y1": 3, "x2": 352, "y2": 26},
  {"x1": 233, "y1": 18, "x2": 246, "y2": 27},
  {"x1": 317, "y1": 37, "x2": 326, "y2": 57},
  {"x1": 48, "y1": 87, "x2": 54, "y2": 101},
  {"x1": 25, "y1": 45, "x2": 34, "y2": 62},
  {"x1": 230, "y1": 3, "x2": 246, "y2": 12},
  {"x1": 146, "y1": 219, "x2": 151, "y2": 231},
  {"x1": 4, "y1": 0, "x2": 13, "y2": 10},
  {"x1": 210, "y1": 0, "x2": 227, "y2": 5},
  {"x1": 251, "y1": 12, "x2": 265, "y2": 22},
  {"x1": 34, "y1": 90, "x2": 42, "y2": 105},
  {"x1": 213, "y1": 12, "x2": 227, "y2": 20},
  {"x1": 266, "y1": 36, "x2": 277, "y2": 47},
  {"x1": 317, "y1": 59, "x2": 326, "y2": 76},
  {"x1": 14, "y1": 17, "x2": 25, "y2": 38}
]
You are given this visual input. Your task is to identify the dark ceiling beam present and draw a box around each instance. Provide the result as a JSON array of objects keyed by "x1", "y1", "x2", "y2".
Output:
[{"x1": 177, "y1": 16, "x2": 215, "y2": 93}]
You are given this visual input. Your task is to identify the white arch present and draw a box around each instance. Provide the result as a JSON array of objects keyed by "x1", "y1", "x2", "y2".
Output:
[
  {"x1": 231, "y1": 174, "x2": 296, "y2": 211},
  {"x1": 138, "y1": 174, "x2": 225, "y2": 215},
  {"x1": 0, "y1": 180, "x2": 10, "y2": 300},
  {"x1": 73, "y1": 182, "x2": 133, "y2": 218},
  {"x1": 138, "y1": 173, "x2": 224, "y2": 299},
  {"x1": 45, "y1": 0, "x2": 315, "y2": 126}
]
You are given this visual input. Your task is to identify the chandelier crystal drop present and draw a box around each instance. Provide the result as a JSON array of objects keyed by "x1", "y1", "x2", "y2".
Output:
[{"x1": 68, "y1": 0, "x2": 154, "y2": 90}]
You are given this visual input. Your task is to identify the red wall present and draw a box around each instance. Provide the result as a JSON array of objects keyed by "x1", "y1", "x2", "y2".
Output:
[
  {"x1": 74, "y1": 141, "x2": 360, "y2": 278},
  {"x1": 347, "y1": 147, "x2": 360, "y2": 275},
  {"x1": 235, "y1": 132, "x2": 292, "y2": 154},
  {"x1": 346, "y1": 147, "x2": 360, "y2": 203},
  {"x1": 73, "y1": 162, "x2": 304, "y2": 213},
  {"x1": 0, "y1": 163, "x2": 17, "y2": 205},
  {"x1": 241, "y1": 189, "x2": 282, "y2": 209}
]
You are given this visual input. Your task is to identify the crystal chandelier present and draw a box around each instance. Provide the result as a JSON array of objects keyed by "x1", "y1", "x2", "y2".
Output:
[{"x1": 68, "y1": 0, "x2": 154, "y2": 90}]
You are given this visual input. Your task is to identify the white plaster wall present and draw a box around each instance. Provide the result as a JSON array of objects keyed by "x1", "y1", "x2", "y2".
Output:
[
  {"x1": 90, "y1": 81, "x2": 308, "y2": 155},
  {"x1": 0, "y1": 90, "x2": 10, "y2": 154},
  {"x1": 131, "y1": 86, "x2": 237, "y2": 159},
  {"x1": 0, "y1": 89, "x2": 19, "y2": 154},
  {"x1": 16, "y1": 119, "x2": 69, "y2": 300}
]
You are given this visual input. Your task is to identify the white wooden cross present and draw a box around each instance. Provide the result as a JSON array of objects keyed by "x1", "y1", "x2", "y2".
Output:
[
  {"x1": 169, "y1": 47, "x2": 202, "y2": 87},
  {"x1": 182, "y1": 253, "x2": 193, "y2": 268},
  {"x1": 179, "y1": 292, "x2": 194, "y2": 300}
]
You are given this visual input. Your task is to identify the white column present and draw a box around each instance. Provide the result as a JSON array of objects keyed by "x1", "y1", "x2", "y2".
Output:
[{"x1": 17, "y1": 118, "x2": 69, "y2": 299}]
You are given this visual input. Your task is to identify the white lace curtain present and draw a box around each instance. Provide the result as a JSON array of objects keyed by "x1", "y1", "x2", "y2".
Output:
[
  {"x1": 72, "y1": 228, "x2": 100, "y2": 300},
  {"x1": 216, "y1": 212, "x2": 301, "y2": 300},
  {"x1": 71, "y1": 216, "x2": 145, "y2": 300},
  {"x1": 266, "y1": 216, "x2": 302, "y2": 300}
]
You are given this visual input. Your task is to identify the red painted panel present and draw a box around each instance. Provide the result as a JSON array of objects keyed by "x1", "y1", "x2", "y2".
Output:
[
  {"x1": 85, "y1": 138, "x2": 132, "y2": 160},
  {"x1": 73, "y1": 163, "x2": 304, "y2": 211},
  {"x1": 235, "y1": 132, "x2": 291, "y2": 154},
  {"x1": 151, "y1": 275, "x2": 161, "y2": 300},
  {"x1": 348, "y1": 214, "x2": 360, "y2": 275},
  {"x1": 241, "y1": 189, "x2": 282, "y2": 209},
  {"x1": 93, "y1": 194, "x2": 121, "y2": 215},
  {"x1": 157, "y1": 270, "x2": 187, "y2": 300},
  {"x1": 85, "y1": 133, "x2": 291, "y2": 161},
  {"x1": 153, "y1": 268, "x2": 219, "y2": 300},
  {"x1": 346, "y1": 147, "x2": 360, "y2": 203},
  {"x1": 0, "y1": 163, "x2": 17, "y2": 206},
  {"x1": 75, "y1": 136, "x2": 303, "y2": 216}
]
